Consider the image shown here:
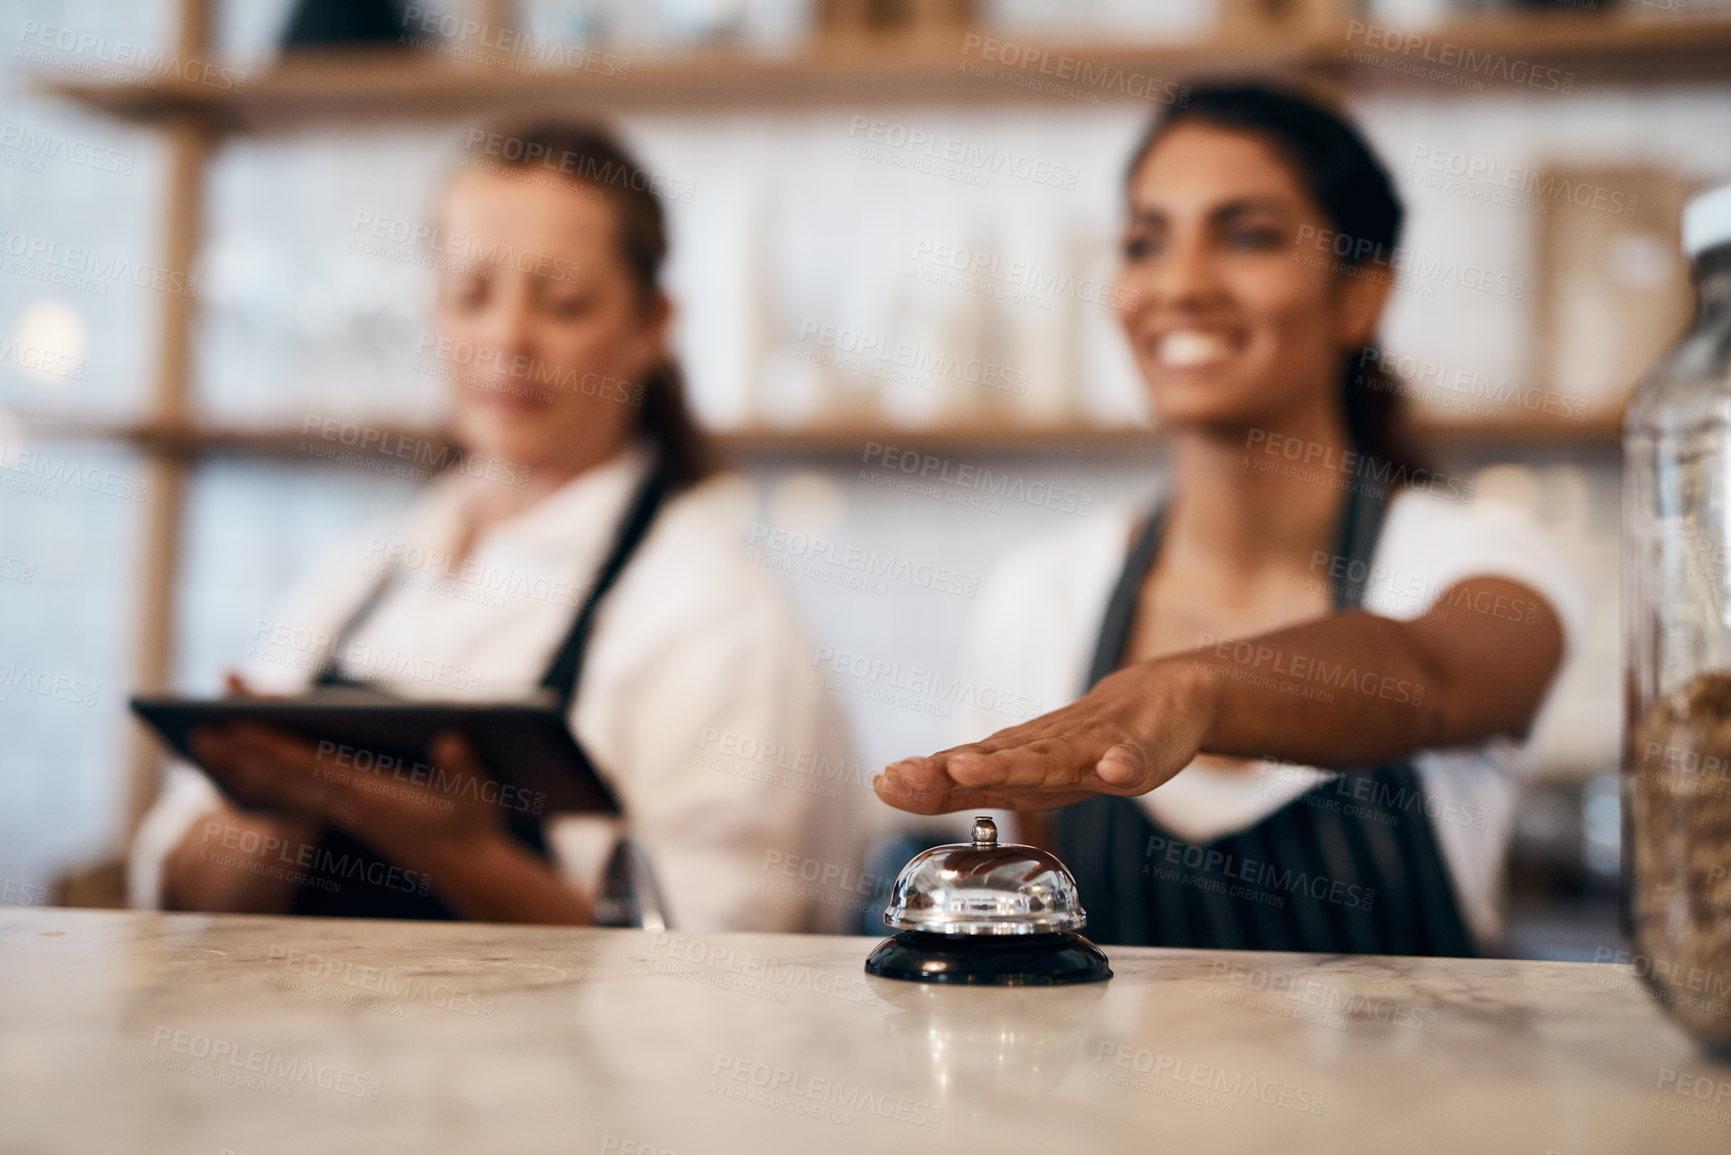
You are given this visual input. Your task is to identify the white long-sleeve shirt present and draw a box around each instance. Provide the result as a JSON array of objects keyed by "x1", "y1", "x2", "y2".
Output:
[{"x1": 130, "y1": 444, "x2": 864, "y2": 932}]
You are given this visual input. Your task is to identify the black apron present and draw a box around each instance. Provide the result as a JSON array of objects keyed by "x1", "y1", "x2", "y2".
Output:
[
  {"x1": 1053, "y1": 481, "x2": 1478, "y2": 957},
  {"x1": 287, "y1": 460, "x2": 668, "y2": 919}
]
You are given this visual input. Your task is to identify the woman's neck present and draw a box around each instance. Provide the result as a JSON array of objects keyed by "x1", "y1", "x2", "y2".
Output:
[
  {"x1": 1162, "y1": 403, "x2": 1353, "y2": 582},
  {"x1": 445, "y1": 438, "x2": 633, "y2": 570},
  {"x1": 471, "y1": 438, "x2": 631, "y2": 523}
]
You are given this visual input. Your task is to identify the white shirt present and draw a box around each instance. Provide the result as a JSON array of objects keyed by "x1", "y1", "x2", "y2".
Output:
[
  {"x1": 130, "y1": 445, "x2": 864, "y2": 932},
  {"x1": 952, "y1": 487, "x2": 1587, "y2": 948}
]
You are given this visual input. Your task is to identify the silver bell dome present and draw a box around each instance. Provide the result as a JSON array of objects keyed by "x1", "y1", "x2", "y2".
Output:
[{"x1": 881, "y1": 816, "x2": 1088, "y2": 936}]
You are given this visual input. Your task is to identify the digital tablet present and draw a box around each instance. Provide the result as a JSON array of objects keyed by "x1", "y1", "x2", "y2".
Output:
[{"x1": 129, "y1": 689, "x2": 620, "y2": 816}]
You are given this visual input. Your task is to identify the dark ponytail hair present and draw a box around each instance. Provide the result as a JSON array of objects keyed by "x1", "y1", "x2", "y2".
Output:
[
  {"x1": 1128, "y1": 83, "x2": 1430, "y2": 478},
  {"x1": 462, "y1": 118, "x2": 712, "y2": 491}
]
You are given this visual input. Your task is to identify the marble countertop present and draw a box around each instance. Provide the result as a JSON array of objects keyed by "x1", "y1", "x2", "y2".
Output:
[{"x1": 2, "y1": 907, "x2": 1728, "y2": 1154}]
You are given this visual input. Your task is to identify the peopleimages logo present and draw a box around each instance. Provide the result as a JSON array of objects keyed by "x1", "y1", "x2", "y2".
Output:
[
  {"x1": 1353, "y1": 348, "x2": 1587, "y2": 422},
  {"x1": 0, "y1": 664, "x2": 98, "y2": 707},
  {"x1": 413, "y1": 334, "x2": 644, "y2": 407},
  {"x1": 1, "y1": 878, "x2": 49, "y2": 906},
  {"x1": 462, "y1": 129, "x2": 694, "y2": 204},
  {"x1": 699, "y1": 728, "x2": 874, "y2": 794},
  {"x1": 960, "y1": 33, "x2": 1190, "y2": 107},
  {"x1": 710, "y1": 1055, "x2": 943, "y2": 1130},
  {"x1": 748, "y1": 523, "x2": 980, "y2": 599},
  {"x1": 797, "y1": 321, "x2": 1029, "y2": 395},
  {"x1": 401, "y1": 6, "x2": 631, "y2": 79},
  {"x1": 349, "y1": 209, "x2": 581, "y2": 283},
  {"x1": 265, "y1": 945, "x2": 497, "y2": 1018},
  {"x1": 1245, "y1": 428, "x2": 1476, "y2": 503},
  {"x1": 1406, "y1": 145, "x2": 1638, "y2": 217},
  {"x1": 149, "y1": 1027, "x2": 381, "y2": 1099},
  {"x1": 1594, "y1": 945, "x2": 1731, "y2": 1008},
  {"x1": 0, "y1": 122, "x2": 135, "y2": 175},
  {"x1": 314, "y1": 739, "x2": 546, "y2": 816},
  {"x1": 809, "y1": 645, "x2": 1043, "y2": 721},
  {"x1": 0, "y1": 337, "x2": 84, "y2": 380},
  {"x1": 861, "y1": 441, "x2": 1091, "y2": 515},
  {"x1": 644, "y1": 932, "x2": 879, "y2": 1007},
  {"x1": 0, "y1": 445, "x2": 151, "y2": 503},
  {"x1": 844, "y1": 115, "x2": 1080, "y2": 190},
  {"x1": 1342, "y1": 21, "x2": 1574, "y2": 94},
  {"x1": 1143, "y1": 831, "x2": 1377, "y2": 912},
  {"x1": 0, "y1": 228, "x2": 198, "y2": 298},
  {"x1": 1092, "y1": 1039, "x2": 1328, "y2": 1115},
  {"x1": 1195, "y1": 631, "x2": 1424, "y2": 709},
  {"x1": 1205, "y1": 959, "x2": 1439, "y2": 1033},
  {"x1": 910, "y1": 238, "x2": 1137, "y2": 311},
  {"x1": 1653, "y1": 1067, "x2": 1731, "y2": 1125},
  {"x1": 199, "y1": 820, "x2": 433, "y2": 897},
  {"x1": 300, "y1": 415, "x2": 533, "y2": 487},
  {"x1": 16, "y1": 21, "x2": 249, "y2": 90},
  {"x1": 1293, "y1": 224, "x2": 1525, "y2": 300}
]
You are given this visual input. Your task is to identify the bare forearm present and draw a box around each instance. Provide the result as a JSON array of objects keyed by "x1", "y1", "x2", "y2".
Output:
[
  {"x1": 1179, "y1": 609, "x2": 1451, "y2": 769},
  {"x1": 161, "y1": 809, "x2": 318, "y2": 913},
  {"x1": 400, "y1": 832, "x2": 592, "y2": 925},
  {"x1": 878, "y1": 579, "x2": 1562, "y2": 816}
]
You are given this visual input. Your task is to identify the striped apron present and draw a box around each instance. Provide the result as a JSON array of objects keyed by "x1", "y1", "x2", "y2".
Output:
[{"x1": 1053, "y1": 481, "x2": 1478, "y2": 956}]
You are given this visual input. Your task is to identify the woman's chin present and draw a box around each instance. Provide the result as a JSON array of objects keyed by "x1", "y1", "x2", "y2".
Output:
[
  {"x1": 449, "y1": 410, "x2": 547, "y2": 472},
  {"x1": 1144, "y1": 373, "x2": 1311, "y2": 439},
  {"x1": 1147, "y1": 388, "x2": 1260, "y2": 434},
  {"x1": 471, "y1": 383, "x2": 555, "y2": 419}
]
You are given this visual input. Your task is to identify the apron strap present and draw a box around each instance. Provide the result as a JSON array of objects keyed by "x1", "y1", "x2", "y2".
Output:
[
  {"x1": 313, "y1": 452, "x2": 669, "y2": 703},
  {"x1": 312, "y1": 581, "x2": 391, "y2": 688},
  {"x1": 1332, "y1": 479, "x2": 1389, "y2": 611},
  {"x1": 1085, "y1": 508, "x2": 1167, "y2": 688},
  {"x1": 537, "y1": 458, "x2": 668, "y2": 711}
]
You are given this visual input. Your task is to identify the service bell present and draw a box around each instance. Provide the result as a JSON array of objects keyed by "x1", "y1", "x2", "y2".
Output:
[{"x1": 864, "y1": 816, "x2": 1111, "y2": 986}]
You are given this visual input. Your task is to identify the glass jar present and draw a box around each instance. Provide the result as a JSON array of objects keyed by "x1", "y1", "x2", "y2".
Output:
[{"x1": 1623, "y1": 183, "x2": 1731, "y2": 1057}]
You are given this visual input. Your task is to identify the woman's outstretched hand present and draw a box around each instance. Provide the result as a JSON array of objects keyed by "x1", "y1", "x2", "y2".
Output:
[
  {"x1": 872, "y1": 580, "x2": 1566, "y2": 817},
  {"x1": 873, "y1": 661, "x2": 1216, "y2": 815}
]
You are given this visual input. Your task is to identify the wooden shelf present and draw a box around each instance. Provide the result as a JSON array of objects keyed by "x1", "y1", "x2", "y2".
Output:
[
  {"x1": 30, "y1": 31, "x2": 1305, "y2": 129},
  {"x1": 1332, "y1": 10, "x2": 1731, "y2": 91},
  {"x1": 714, "y1": 420, "x2": 1165, "y2": 455},
  {"x1": 31, "y1": 13, "x2": 1731, "y2": 129},
  {"x1": 1418, "y1": 410, "x2": 1623, "y2": 447},
  {"x1": 718, "y1": 412, "x2": 1627, "y2": 453},
  {"x1": 15, "y1": 411, "x2": 1621, "y2": 466}
]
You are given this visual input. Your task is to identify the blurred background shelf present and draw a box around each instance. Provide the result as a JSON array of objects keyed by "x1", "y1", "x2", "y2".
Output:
[
  {"x1": 17, "y1": 411, "x2": 1625, "y2": 463},
  {"x1": 1334, "y1": 10, "x2": 1731, "y2": 89},
  {"x1": 32, "y1": 12, "x2": 1731, "y2": 128},
  {"x1": 34, "y1": 34, "x2": 1306, "y2": 125}
]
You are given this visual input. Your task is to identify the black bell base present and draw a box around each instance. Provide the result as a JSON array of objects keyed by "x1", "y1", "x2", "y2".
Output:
[{"x1": 864, "y1": 929, "x2": 1112, "y2": 986}]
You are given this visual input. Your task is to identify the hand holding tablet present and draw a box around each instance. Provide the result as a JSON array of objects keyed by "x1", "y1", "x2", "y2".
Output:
[{"x1": 130, "y1": 679, "x2": 621, "y2": 822}]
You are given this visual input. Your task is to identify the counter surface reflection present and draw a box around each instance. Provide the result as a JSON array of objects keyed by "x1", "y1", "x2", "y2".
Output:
[{"x1": 0, "y1": 907, "x2": 1724, "y2": 1152}]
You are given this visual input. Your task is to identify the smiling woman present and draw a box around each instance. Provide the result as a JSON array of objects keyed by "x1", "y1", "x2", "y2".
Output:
[
  {"x1": 1116, "y1": 88, "x2": 1428, "y2": 484},
  {"x1": 875, "y1": 84, "x2": 1587, "y2": 957}
]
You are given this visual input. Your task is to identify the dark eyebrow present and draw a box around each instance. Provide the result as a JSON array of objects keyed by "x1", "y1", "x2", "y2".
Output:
[
  {"x1": 1211, "y1": 197, "x2": 1293, "y2": 225},
  {"x1": 1126, "y1": 195, "x2": 1294, "y2": 228}
]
